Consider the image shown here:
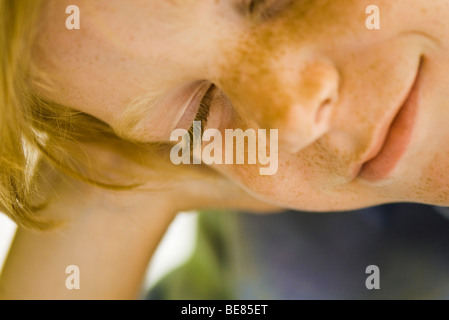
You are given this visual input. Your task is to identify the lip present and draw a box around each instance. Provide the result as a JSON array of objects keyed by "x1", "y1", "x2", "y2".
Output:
[{"x1": 358, "y1": 59, "x2": 423, "y2": 182}]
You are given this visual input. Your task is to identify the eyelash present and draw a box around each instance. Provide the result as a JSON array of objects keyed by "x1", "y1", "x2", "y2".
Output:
[{"x1": 188, "y1": 84, "x2": 215, "y2": 137}]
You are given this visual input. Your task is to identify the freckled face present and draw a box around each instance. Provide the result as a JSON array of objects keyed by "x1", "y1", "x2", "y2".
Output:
[{"x1": 36, "y1": 0, "x2": 449, "y2": 211}]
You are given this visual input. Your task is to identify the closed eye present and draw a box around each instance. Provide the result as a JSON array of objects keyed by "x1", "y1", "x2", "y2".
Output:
[
  {"x1": 248, "y1": 0, "x2": 267, "y2": 14},
  {"x1": 188, "y1": 84, "x2": 215, "y2": 138},
  {"x1": 246, "y1": 0, "x2": 295, "y2": 21}
]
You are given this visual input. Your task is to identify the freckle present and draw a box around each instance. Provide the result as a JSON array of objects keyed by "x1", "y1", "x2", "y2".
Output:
[{"x1": 219, "y1": 0, "x2": 356, "y2": 127}]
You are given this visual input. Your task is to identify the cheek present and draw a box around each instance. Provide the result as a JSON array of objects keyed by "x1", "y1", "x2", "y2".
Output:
[
  {"x1": 211, "y1": 149, "x2": 328, "y2": 209},
  {"x1": 413, "y1": 151, "x2": 449, "y2": 205}
]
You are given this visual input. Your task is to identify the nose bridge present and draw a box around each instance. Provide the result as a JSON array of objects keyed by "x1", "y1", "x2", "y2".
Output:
[
  {"x1": 268, "y1": 54, "x2": 340, "y2": 153},
  {"x1": 219, "y1": 45, "x2": 340, "y2": 154}
]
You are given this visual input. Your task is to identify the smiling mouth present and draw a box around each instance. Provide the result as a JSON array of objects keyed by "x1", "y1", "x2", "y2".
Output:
[{"x1": 357, "y1": 57, "x2": 424, "y2": 182}]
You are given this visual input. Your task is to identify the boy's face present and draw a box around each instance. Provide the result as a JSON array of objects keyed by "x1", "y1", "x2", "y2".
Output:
[{"x1": 36, "y1": 0, "x2": 449, "y2": 211}]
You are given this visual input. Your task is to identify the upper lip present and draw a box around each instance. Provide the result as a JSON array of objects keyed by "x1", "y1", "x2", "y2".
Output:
[{"x1": 353, "y1": 58, "x2": 423, "y2": 178}]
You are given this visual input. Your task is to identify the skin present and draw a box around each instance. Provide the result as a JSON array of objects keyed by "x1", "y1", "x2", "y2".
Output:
[{"x1": 1, "y1": 0, "x2": 449, "y2": 298}]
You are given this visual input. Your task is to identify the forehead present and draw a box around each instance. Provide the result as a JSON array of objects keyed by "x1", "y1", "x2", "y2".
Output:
[{"x1": 35, "y1": 0, "x2": 205, "y2": 117}]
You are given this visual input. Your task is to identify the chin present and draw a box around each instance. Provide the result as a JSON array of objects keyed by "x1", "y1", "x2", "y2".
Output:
[{"x1": 241, "y1": 184, "x2": 388, "y2": 213}]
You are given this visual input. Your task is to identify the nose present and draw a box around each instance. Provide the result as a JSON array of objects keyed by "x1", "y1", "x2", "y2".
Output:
[{"x1": 267, "y1": 58, "x2": 339, "y2": 154}]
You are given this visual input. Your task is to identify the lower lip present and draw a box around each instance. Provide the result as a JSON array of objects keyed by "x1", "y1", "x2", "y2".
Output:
[{"x1": 359, "y1": 67, "x2": 422, "y2": 182}]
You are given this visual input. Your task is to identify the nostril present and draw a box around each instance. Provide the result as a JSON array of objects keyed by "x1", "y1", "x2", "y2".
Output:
[{"x1": 315, "y1": 98, "x2": 332, "y2": 125}]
